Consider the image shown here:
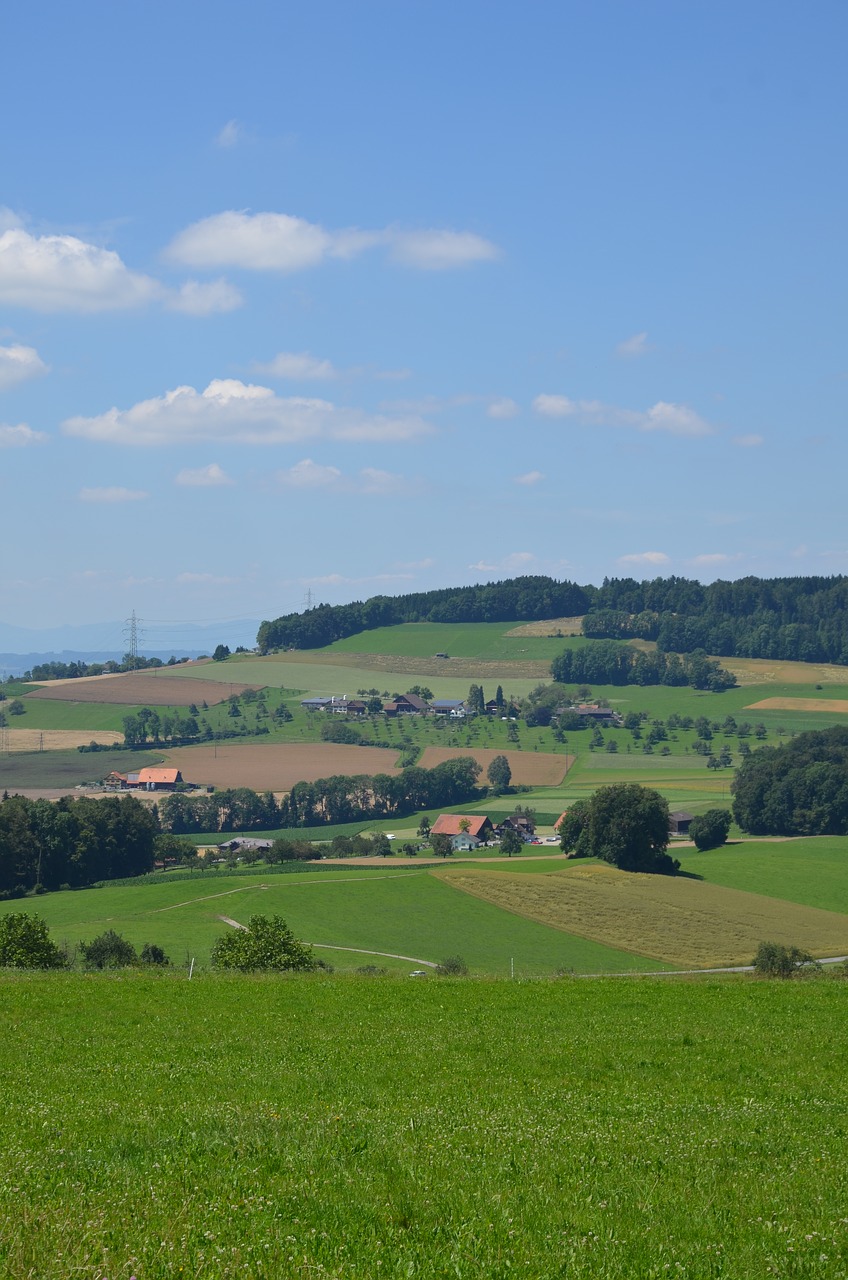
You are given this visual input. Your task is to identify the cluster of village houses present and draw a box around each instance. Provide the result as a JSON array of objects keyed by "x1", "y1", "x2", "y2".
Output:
[{"x1": 300, "y1": 692, "x2": 473, "y2": 717}]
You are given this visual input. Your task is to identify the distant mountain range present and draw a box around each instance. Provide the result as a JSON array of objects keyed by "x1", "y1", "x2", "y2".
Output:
[{"x1": 0, "y1": 618, "x2": 262, "y2": 678}]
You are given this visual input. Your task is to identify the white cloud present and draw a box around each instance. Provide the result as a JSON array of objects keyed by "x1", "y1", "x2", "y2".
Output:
[
  {"x1": 78, "y1": 487, "x2": 149, "y2": 503},
  {"x1": 487, "y1": 397, "x2": 519, "y2": 419},
  {"x1": 0, "y1": 422, "x2": 45, "y2": 447},
  {"x1": 0, "y1": 343, "x2": 48, "y2": 389},
  {"x1": 215, "y1": 120, "x2": 241, "y2": 148},
  {"x1": 62, "y1": 378, "x2": 432, "y2": 447},
  {"x1": 532, "y1": 393, "x2": 712, "y2": 436},
  {"x1": 617, "y1": 551, "x2": 671, "y2": 568},
  {"x1": 175, "y1": 463, "x2": 233, "y2": 487},
  {"x1": 388, "y1": 229, "x2": 500, "y2": 270},
  {"x1": 167, "y1": 278, "x2": 243, "y2": 315},
  {"x1": 514, "y1": 470, "x2": 544, "y2": 486},
  {"x1": 616, "y1": 331, "x2": 651, "y2": 358},
  {"x1": 256, "y1": 351, "x2": 338, "y2": 380},
  {"x1": 359, "y1": 466, "x2": 402, "y2": 492},
  {"x1": 0, "y1": 227, "x2": 162, "y2": 312},
  {"x1": 691, "y1": 553, "x2": 734, "y2": 567},
  {"x1": 278, "y1": 458, "x2": 343, "y2": 488},
  {"x1": 165, "y1": 209, "x2": 499, "y2": 273},
  {"x1": 732, "y1": 433, "x2": 764, "y2": 447}
]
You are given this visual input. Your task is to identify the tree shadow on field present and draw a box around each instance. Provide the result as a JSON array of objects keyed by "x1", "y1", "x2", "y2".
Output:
[{"x1": 673, "y1": 869, "x2": 704, "y2": 881}]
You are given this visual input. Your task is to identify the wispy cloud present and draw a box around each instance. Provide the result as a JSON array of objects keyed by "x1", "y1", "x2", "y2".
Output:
[
  {"x1": 468, "y1": 551, "x2": 535, "y2": 573},
  {"x1": 167, "y1": 278, "x2": 243, "y2": 315},
  {"x1": 175, "y1": 463, "x2": 233, "y2": 487},
  {"x1": 277, "y1": 458, "x2": 404, "y2": 493},
  {"x1": 487, "y1": 397, "x2": 520, "y2": 419},
  {"x1": 165, "y1": 210, "x2": 500, "y2": 273},
  {"x1": 0, "y1": 343, "x2": 49, "y2": 389},
  {"x1": 78, "y1": 486, "x2": 149, "y2": 503},
  {"x1": 255, "y1": 351, "x2": 338, "y2": 380},
  {"x1": 514, "y1": 470, "x2": 544, "y2": 486},
  {"x1": 62, "y1": 379, "x2": 433, "y2": 447},
  {"x1": 533, "y1": 393, "x2": 713, "y2": 437},
  {"x1": 616, "y1": 331, "x2": 651, "y2": 358},
  {"x1": 215, "y1": 119, "x2": 242, "y2": 149},
  {"x1": 732, "y1": 433, "x2": 764, "y2": 447},
  {"x1": 0, "y1": 422, "x2": 45, "y2": 447},
  {"x1": 617, "y1": 551, "x2": 670, "y2": 568}
]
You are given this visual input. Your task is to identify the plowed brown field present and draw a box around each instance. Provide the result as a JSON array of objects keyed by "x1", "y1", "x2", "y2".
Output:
[
  {"x1": 160, "y1": 742, "x2": 402, "y2": 790},
  {"x1": 418, "y1": 747, "x2": 572, "y2": 785},
  {"x1": 745, "y1": 697, "x2": 848, "y2": 714},
  {"x1": 27, "y1": 673, "x2": 264, "y2": 707}
]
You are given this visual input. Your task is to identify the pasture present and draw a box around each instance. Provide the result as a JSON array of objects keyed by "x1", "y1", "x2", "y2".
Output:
[
  {"x1": 438, "y1": 861, "x2": 848, "y2": 967},
  {"x1": 0, "y1": 748, "x2": 163, "y2": 791},
  {"x1": 0, "y1": 867, "x2": 661, "y2": 973},
  {"x1": 1, "y1": 975, "x2": 847, "y2": 1279}
]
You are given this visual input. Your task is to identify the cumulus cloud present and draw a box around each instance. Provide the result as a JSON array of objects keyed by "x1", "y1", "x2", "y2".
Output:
[
  {"x1": 732, "y1": 433, "x2": 764, "y2": 447},
  {"x1": 175, "y1": 463, "x2": 233, "y2": 487},
  {"x1": 487, "y1": 397, "x2": 519, "y2": 419},
  {"x1": 165, "y1": 209, "x2": 499, "y2": 273},
  {"x1": 514, "y1": 470, "x2": 544, "y2": 486},
  {"x1": 78, "y1": 487, "x2": 149, "y2": 503},
  {"x1": 0, "y1": 422, "x2": 45, "y2": 447},
  {"x1": 616, "y1": 331, "x2": 651, "y2": 358},
  {"x1": 61, "y1": 378, "x2": 432, "y2": 447},
  {"x1": 0, "y1": 227, "x2": 162, "y2": 312},
  {"x1": 256, "y1": 351, "x2": 338, "y2": 380},
  {"x1": 617, "y1": 551, "x2": 671, "y2": 567},
  {"x1": 0, "y1": 343, "x2": 48, "y2": 389},
  {"x1": 167, "y1": 278, "x2": 243, "y2": 315},
  {"x1": 215, "y1": 120, "x2": 242, "y2": 148},
  {"x1": 532, "y1": 393, "x2": 712, "y2": 437}
]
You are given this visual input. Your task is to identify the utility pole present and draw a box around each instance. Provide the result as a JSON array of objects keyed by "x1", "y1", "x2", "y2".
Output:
[
  {"x1": 302, "y1": 588, "x2": 314, "y2": 611},
  {"x1": 124, "y1": 610, "x2": 143, "y2": 669}
]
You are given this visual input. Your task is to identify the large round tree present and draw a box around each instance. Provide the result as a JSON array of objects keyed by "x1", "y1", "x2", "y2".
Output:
[{"x1": 561, "y1": 784, "x2": 678, "y2": 874}]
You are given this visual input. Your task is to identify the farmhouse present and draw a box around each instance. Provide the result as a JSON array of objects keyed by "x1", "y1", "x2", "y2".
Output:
[
  {"x1": 497, "y1": 813, "x2": 536, "y2": 838},
  {"x1": 219, "y1": 838, "x2": 274, "y2": 854},
  {"x1": 669, "y1": 810, "x2": 695, "y2": 836},
  {"x1": 384, "y1": 692, "x2": 430, "y2": 715},
  {"x1": 431, "y1": 814, "x2": 494, "y2": 845},
  {"x1": 430, "y1": 699, "x2": 467, "y2": 718},
  {"x1": 301, "y1": 697, "x2": 332, "y2": 711},
  {"x1": 574, "y1": 704, "x2": 622, "y2": 726}
]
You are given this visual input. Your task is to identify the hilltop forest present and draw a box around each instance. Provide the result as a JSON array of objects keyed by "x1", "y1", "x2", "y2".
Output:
[{"x1": 258, "y1": 573, "x2": 848, "y2": 666}]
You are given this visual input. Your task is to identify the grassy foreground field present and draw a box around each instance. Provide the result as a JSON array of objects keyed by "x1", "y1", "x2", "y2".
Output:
[{"x1": 1, "y1": 974, "x2": 847, "y2": 1279}]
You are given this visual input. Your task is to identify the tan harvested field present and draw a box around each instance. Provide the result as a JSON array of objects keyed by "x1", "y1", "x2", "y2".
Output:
[
  {"x1": 745, "y1": 696, "x2": 848, "y2": 714},
  {"x1": 26, "y1": 672, "x2": 264, "y2": 707},
  {"x1": 438, "y1": 863, "x2": 848, "y2": 967},
  {"x1": 505, "y1": 617, "x2": 585, "y2": 637},
  {"x1": 160, "y1": 742, "x2": 402, "y2": 791},
  {"x1": 724, "y1": 656, "x2": 848, "y2": 685},
  {"x1": 1, "y1": 729, "x2": 123, "y2": 752},
  {"x1": 418, "y1": 746, "x2": 573, "y2": 786}
]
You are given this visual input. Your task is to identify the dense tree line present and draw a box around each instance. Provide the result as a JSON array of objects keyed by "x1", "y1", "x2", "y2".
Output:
[
  {"x1": 583, "y1": 575, "x2": 848, "y2": 665},
  {"x1": 257, "y1": 576, "x2": 591, "y2": 651},
  {"x1": 732, "y1": 727, "x2": 848, "y2": 835},
  {"x1": 160, "y1": 757, "x2": 482, "y2": 832},
  {"x1": 0, "y1": 794, "x2": 157, "y2": 895},
  {"x1": 258, "y1": 573, "x2": 848, "y2": 666},
  {"x1": 24, "y1": 655, "x2": 191, "y2": 681},
  {"x1": 550, "y1": 642, "x2": 736, "y2": 690}
]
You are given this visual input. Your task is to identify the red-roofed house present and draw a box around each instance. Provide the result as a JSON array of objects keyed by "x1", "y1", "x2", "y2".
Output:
[
  {"x1": 127, "y1": 767, "x2": 183, "y2": 791},
  {"x1": 431, "y1": 814, "x2": 494, "y2": 843}
]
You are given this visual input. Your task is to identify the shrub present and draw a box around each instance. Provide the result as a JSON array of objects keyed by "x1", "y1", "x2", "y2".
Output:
[
  {"x1": 689, "y1": 809, "x2": 732, "y2": 851},
  {"x1": 752, "y1": 941, "x2": 818, "y2": 979},
  {"x1": 140, "y1": 943, "x2": 170, "y2": 966},
  {"x1": 0, "y1": 913, "x2": 66, "y2": 969},
  {"x1": 211, "y1": 915, "x2": 317, "y2": 972},
  {"x1": 79, "y1": 929, "x2": 138, "y2": 969},
  {"x1": 436, "y1": 955, "x2": 468, "y2": 977}
]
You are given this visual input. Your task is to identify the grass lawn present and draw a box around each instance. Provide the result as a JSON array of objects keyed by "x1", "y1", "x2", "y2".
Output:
[
  {"x1": 1, "y1": 974, "x2": 847, "y2": 1278},
  {"x1": 324, "y1": 620, "x2": 587, "y2": 662},
  {"x1": 677, "y1": 836, "x2": 848, "y2": 915}
]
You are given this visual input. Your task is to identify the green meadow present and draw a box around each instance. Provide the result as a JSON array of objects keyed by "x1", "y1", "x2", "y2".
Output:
[{"x1": 1, "y1": 974, "x2": 847, "y2": 1279}]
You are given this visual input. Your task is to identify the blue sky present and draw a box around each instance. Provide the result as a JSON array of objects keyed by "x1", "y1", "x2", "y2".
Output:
[{"x1": 1, "y1": 0, "x2": 846, "y2": 635}]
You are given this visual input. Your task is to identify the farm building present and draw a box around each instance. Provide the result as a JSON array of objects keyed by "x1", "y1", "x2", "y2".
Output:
[
  {"x1": 669, "y1": 810, "x2": 695, "y2": 836},
  {"x1": 574, "y1": 704, "x2": 622, "y2": 726},
  {"x1": 219, "y1": 838, "x2": 274, "y2": 854},
  {"x1": 497, "y1": 813, "x2": 536, "y2": 838},
  {"x1": 384, "y1": 692, "x2": 430, "y2": 715},
  {"x1": 430, "y1": 699, "x2": 467, "y2": 718},
  {"x1": 124, "y1": 767, "x2": 183, "y2": 791},
  {"x1": 301, "y1": 697, "x2": 332, "y2": 711},
  {"x1": 431, "y1": 814, "x2": 494, "y2": 842}
]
